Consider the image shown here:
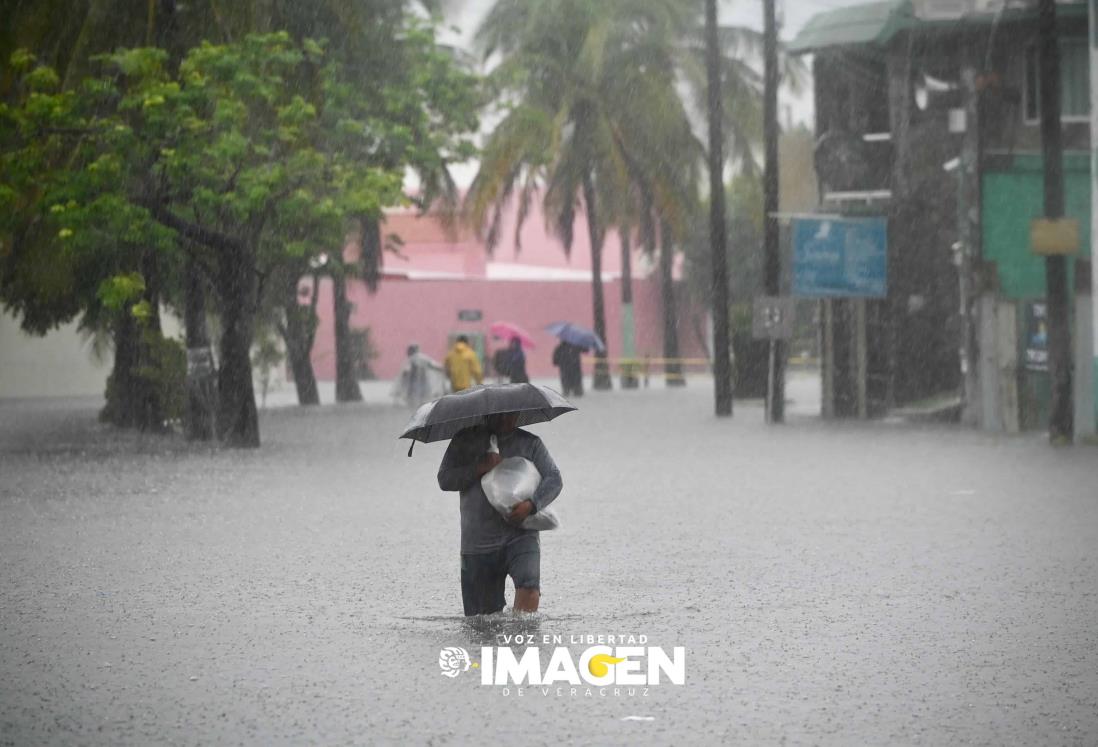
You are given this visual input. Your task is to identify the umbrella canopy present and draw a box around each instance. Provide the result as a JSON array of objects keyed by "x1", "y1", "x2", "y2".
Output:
[
  {"x1": 546, "y1": 321, "x2": 605, "y2": 353},
  {"x1": 489, "y1": 321, "x2": 536, "y2": 349},
  {"x1": 399, "y1": 383, "x2": 576, "y2": 447}
]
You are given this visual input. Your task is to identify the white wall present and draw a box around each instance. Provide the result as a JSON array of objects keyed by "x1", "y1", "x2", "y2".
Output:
[
  {"x1": 0, "y1": 311, "x2": 108, "y2": 399},
  {"x1": 0, "y1": 310, "x2": 190, "y2": 400}
]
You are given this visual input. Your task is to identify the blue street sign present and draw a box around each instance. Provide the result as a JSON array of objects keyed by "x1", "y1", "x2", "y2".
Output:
[{"x1": 792, "y1": 217, "x2": 888, "y2": 298}]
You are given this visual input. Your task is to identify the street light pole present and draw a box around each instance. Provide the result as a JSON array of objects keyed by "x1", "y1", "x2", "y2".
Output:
[
  {"x1": 706, "y1": 0, "x2": 733, "y2": 417},
  {"x1": 763, "y1": 0, "x2": 784, "y2": 423},
  {"x1": 1037, "y1": 0, "x2": 1073, "y2": 442}
]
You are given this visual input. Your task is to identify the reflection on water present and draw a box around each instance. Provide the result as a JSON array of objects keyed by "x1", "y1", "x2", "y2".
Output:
[
  {"x1": 394, "y1": 611, "x2": 577, "y2": 645},
  {"x1": 460, "y1": 610, "x2": 544, "y2": 646},
  {"x1": 393, "y1": 610, "x2": 657, "y2": 647}
]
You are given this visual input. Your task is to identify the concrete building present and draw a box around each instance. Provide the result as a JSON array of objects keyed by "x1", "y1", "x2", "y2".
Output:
[
  {"x1": 307, "y1": 196, "x2": 707, "y2": 382},
  {"x1": 790, "y1": 0, "x2": 1094, "y2": 430}
]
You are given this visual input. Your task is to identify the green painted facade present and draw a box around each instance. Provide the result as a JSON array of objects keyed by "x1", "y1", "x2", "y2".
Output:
[
  {"x1": 982, "y1": 153, "x2": 1092, "y2": 299},
  {"x1": 982, "y1": 153, "x2": 1095, "y2": 430}
]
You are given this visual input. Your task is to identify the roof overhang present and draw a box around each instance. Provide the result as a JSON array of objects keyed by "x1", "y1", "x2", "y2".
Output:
[{"x1": 789, "y1": 0, "x2": 1087, "y2": 55}]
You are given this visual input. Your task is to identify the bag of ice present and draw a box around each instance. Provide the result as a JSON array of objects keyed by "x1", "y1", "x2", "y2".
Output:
[{"x1": 480, "y1": 436, "x2": 560, "y2": 531}]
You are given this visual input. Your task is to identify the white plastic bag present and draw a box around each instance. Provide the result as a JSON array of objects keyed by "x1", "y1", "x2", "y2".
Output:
[{"x1": 480, "y1": 436, "x2": 560, "y2": 531}]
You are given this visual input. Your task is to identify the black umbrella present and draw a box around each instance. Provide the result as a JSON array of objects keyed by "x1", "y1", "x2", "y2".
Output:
[{"x1": 399, "y1": 383, "x2": 576, "y2": 454}]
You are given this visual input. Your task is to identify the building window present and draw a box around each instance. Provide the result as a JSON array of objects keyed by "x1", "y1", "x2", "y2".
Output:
[{"x1": 1024, "y1": 39, "x2": 1090, "y2": 123}]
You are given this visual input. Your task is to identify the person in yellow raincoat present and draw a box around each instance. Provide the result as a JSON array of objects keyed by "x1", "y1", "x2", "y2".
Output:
[{"x1": 444, "y1": 335, "x2": 483, "y2": 392}]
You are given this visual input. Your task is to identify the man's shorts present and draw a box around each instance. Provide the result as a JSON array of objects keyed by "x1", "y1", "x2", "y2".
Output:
[{"x1": 460, "y1": 534, "x2": 540, "y2": 616}]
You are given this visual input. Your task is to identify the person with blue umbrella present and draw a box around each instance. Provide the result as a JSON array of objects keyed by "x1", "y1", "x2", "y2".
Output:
[{"x1": 547, "y1": 321, "x2": 604, "y2": 397}]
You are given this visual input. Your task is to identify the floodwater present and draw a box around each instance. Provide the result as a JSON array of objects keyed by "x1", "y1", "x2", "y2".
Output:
[{"x1": 2, "y1": 372, "x2": 1097, "y2": 745}]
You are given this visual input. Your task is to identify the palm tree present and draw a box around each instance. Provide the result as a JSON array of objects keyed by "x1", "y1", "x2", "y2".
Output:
[
  {"x1": 468, "y1": 0, "x2": 697, "y2": 390},
  {"x1": 468, "y1": 0, "x2": 805, "y2": 392}
]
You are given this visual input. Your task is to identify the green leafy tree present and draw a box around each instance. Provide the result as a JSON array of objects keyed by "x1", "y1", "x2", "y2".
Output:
[
  {"x1": 2, "y1": 0, "x2": 221, "y2": 434},
  {"x1": 0, "y1": 46, "x2": 183, "y2": 429},
  {"x1": 3, "y1": 1, "x2": 478, "y2": 423},
  {"x1": 183, "y1": 1, "x2": 478, "y2": 404},
  {"x1": 2, "y1": 34, "x2": 409, "y2": 445}
]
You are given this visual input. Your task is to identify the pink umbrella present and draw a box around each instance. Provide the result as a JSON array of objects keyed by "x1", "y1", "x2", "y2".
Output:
[{"x1": 489, "y1": 321, "x2": 536, "y2": 349}]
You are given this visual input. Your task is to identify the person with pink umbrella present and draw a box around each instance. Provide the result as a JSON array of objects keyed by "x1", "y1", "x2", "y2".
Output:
[
  {"x1": 489, "y1": 321, "x2": 536, "y2": 350},
  {"x1": 489, "y1": 321, "x2": 534, "y2": 384},
  {"x1": 504, "y1": 337, "x2": 529, "y2": 384}
]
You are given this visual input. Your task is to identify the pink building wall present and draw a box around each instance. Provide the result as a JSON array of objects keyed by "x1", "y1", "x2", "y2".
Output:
[
  {"x1": 306, "y1": 197, "x2": 706, "y2": 382},
  {"x1": 308, "y1": 275, "x2": 706, "y2": 380}
]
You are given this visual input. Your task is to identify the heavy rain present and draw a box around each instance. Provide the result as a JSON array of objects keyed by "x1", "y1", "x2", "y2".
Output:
[{"x1": 1, "y1": 0, "x2": 1097, "y2": 745}]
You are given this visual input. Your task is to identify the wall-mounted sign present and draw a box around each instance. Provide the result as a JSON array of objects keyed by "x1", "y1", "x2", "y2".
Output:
[
  {"x1": 1023, "y1": 301, "x2": 1048, "y2": 372},
  {"x1": 752, "y1": 296, "x2": 796, "y2": 340},
  {"x1": 1030, "y1": 218, "x2": 1079, "y2": 256},
  {"x1": 186, "y1": 346, "x2": 215, "y2": 377},
  {"x1": 793, "y1": 217, "x2": 888, "y2": 298},
  {"x1": 457, "y1": 309, "x2": 482, "y2": 322}
]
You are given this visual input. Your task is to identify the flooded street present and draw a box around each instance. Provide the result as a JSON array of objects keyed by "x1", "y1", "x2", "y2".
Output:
[
  {"x1": 3, "y1": 0, "x2": 1095, "y2": 742},
  {"x1": 2, "y1": 375, "x2": 1098, "y2": 745}
]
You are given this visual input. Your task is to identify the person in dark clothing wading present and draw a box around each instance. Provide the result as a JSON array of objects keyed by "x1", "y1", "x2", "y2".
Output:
[
  {"x1": 507, "y1": 337, "x2": 529, "y2": 384},
  {"x1": 437, "y1": 413, "x2": 562, "y2": 615},
  {"x1": 552, "y1": 341, "x2": 583, "y2": 397}
]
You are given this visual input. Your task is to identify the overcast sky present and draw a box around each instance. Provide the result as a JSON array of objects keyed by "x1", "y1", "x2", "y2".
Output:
[
  {"x1": 434, "y1": 0, "x2": 828, "y2": 186},
  {"x1": 440, "y1": 0, "x2": 830, "y2": 50}
]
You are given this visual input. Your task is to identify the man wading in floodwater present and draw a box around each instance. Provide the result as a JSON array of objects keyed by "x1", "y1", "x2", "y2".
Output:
[{"x1": 437, "y1": 413, "x2": 562, "y2": 615}]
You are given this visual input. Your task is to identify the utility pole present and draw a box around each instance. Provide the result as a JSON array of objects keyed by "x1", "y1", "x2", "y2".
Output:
[
  {"x1": 959, "y1": 45, "x2": 983, "y2": 428},
  {"x1": 706, "y1": 0, "x2": 733, "y2": 416},
  {"x1": 1089, "y1": 0, "x2": 1098, "y2": 437},
  {"x1": 763, "y1": 0, "x2": 783, "y2": 423},
  {"x1": 1038, "y1": 0, "x2": 1073, "y2": 441}
]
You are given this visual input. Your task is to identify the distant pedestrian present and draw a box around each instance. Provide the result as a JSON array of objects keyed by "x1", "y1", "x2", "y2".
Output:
[
  {"x1": 552, "y1": 341, "x2": 583, "y2": 397},
  {"x1": 492, "y1": 347, "x2": 511, "y2": 383},
  {"x1": 444, "y1": 335, "x2": 483, "y2": 392},
  {"x1": 392, "y1": 344, "x2": 444, "y2": 407},
  {"x1": 507, "y1": 338, "x2": 529, "y2": 384}
]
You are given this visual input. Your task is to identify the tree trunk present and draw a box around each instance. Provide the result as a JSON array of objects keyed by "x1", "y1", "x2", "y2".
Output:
[
  {"x1": 62, "y1": 0, "x2": 114, "y2": 88},
  {"x1": 278, "y1": 270, "x2": 320, "y2": 406},
  {"x1": 659, "y1": 219, "x2": 685, "y2": 387},
  {"x1": 101, "y1": 249, "x2": 167, "y2": 431},
  {"x1": 136, "y1": 248, "x2": 166, "y2": 430},
  {"x1": 581, "y1": 174, "x2": 612, "y2": 390},
  {"x1": 706, "y1": 0, "x2": 734, "y2": 416},
  {"x1": 101, "y1": 309, "x2": 140, "y2": 428},
  {"x1": 183, "y1": 253, "x2": 216, "y2": 440},
  {"x1": 215, "y1": 247, "x2": 260, "y2": 447},
  {"x1": 284, "y1": 307, "x2": 321, "y2": 406},
  {"x1": 620, "y1": 231, "x2": 638, "y2": 388},
  {"x1": 333, "y1": 268, "x2": 363, "y2": 402}
]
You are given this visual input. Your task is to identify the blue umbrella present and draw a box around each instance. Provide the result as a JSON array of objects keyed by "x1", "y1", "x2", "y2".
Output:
[{"x1": 546, "y1": 321, "x2": 605, "y2": 353}]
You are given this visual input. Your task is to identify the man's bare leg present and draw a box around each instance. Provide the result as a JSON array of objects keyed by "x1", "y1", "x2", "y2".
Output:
[{"x1": 514, "y1": 587, "x2": 539, "y2": 613}]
